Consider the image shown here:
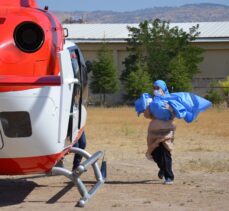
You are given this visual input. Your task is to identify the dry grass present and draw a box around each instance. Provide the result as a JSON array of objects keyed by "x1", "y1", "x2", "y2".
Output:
[
  {"x1": 181, "y1": 158, "x2": 229, "y2": 173},
  {"x1": 85, "y1": 107, "x2": 149, "y2": 160},
  {"x1": 85, "y1": 107, "x2": 229, "y2": 172}
]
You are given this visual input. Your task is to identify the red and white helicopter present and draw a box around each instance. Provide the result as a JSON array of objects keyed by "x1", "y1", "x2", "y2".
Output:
[{"x1": 0, "y1": 0, "x2": 105, "y2": 207}]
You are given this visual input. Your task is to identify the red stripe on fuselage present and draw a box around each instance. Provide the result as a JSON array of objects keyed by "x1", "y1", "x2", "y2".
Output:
[
  {"x1": 0, "y1": 75, "x2": 61, "y2": 92},
  {"x1": 0, "y1": 153, "x2": 62, "y2": 175},
  {"x1": 0, "y1": 75, "x2": 61, "y2": 86},
  {"x1": 0, "y1": 128, "x2": 85, "y2": 175}
]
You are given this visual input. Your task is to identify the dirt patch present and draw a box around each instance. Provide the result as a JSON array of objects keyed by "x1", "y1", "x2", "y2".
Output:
[{"x1": 0, "y1": 108, "x2": 229, "y2": 210}]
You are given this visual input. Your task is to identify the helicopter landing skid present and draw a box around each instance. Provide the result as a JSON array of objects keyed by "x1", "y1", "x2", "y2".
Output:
[{"x1": 51, "y1": 147, "x2": 105, "y2": 207}]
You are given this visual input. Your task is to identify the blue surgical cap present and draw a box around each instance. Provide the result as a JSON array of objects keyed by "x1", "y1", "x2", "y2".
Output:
[{"x1": 153, "y1": 80, "x2": 169, "y2": 95}]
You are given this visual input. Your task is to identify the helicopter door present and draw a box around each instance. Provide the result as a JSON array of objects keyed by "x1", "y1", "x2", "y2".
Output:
[
  {"x1": 58, "y1": 50, "x2": 76, "y2": 145},
  {"x1": 74, "y1": 49, "x2": 83, "y2": 130},
  {"x1": 67, "y1": 47, "x2": 88, "y2": 142},
  {"x1": 66, "y1": 48, "x2": 81, "y2": 142},
  {"x1": 74, "y1": 48, "x2": 88, "y2": 130}
]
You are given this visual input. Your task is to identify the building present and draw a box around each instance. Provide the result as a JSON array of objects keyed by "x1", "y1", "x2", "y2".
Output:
[{"x1": 64, "y1": 22, "x2": 229, "y2": 104}]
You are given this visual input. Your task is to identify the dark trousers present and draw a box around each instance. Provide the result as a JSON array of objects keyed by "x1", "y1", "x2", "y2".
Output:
[
  {"x1": 72, "y1": 132, "x2": 86, "y2": 169},
  {"x1": 151, "y1": 143, "x2": 174, "y2": 180}
]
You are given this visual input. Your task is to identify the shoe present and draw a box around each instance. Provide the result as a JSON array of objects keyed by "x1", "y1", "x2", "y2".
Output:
[
  {"x1": 164, "y1": 178, "x2": 174, "y2": 185},
  {"x1": 158, "y1": 169, "x2": 164, "y2": 179}
]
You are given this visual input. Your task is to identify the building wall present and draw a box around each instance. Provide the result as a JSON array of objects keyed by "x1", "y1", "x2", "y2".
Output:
[
  {"x1": 76, "y1": 41, "x2": 229, "y2": 103},
  {"x1": 192, "y1": 42, "x2": 229, "y2": 95}
]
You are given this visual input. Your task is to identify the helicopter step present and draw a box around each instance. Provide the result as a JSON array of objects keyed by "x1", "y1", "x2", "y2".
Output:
[{"x1": 51, "y1": 147, "x2": 105, "y2": 207}]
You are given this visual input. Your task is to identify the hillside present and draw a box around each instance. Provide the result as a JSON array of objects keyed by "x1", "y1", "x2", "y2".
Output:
[{"x1": 51, "y1": 3, "x2": 229, "y2": 23}]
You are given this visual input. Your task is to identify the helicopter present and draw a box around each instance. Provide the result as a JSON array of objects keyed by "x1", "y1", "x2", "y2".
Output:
[{"x1": 0, "y1": 0, "x2": 105, "y2": 207}]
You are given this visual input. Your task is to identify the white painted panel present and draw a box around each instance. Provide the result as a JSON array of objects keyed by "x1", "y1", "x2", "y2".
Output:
[{"x1": 0, "y1": 87, "x2": 62, "y2": 158}]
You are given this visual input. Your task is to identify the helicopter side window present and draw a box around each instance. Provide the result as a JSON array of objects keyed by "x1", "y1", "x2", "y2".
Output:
[
  {"x1": 69, "y1": 46, "x2": 89, "y2": 105},
  {"x1": 69, "y1": 50, "x2": 81, "y2": 106},
  {"x1": 76, "y1": 48, "x2": 88, "y2": 87},
  {"x1": 70, "y1": 51, "x2": 80, "y2": 80},
  {"x1": 75, "y1": 48, "x2": 89, "y2": 104},
  {"x1": 0, "y1": 112, "x2": 32, "y2": 138}
]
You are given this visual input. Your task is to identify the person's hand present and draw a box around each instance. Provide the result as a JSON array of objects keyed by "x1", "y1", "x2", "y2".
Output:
[
  {"x1": 144, "y1": 107, "x2": 154, "y2": 119},
  {"x1": 164, "y1": 103, "x2": 173, "y2": 112}
]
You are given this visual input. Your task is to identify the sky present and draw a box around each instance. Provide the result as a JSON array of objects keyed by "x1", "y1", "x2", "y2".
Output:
[{"x1": 37, "y1": 0, "x2": 229, "y2": 12}]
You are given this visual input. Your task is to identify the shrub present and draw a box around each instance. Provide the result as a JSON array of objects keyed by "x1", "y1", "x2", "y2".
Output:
[
  {"x1": 219, "y1": 76, "x2": 229, "y2": 106},
  {"x1": 205, "y1": 82, "x2": 223, "y2": 105}
]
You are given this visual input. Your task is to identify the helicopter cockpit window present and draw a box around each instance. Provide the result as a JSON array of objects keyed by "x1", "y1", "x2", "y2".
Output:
[{"x1": 0, "y1": 112, "x2": 32, "y2": 138}]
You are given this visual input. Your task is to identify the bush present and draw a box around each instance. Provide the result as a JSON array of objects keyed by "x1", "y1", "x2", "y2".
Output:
[
  {"x1": 205, "y1": 90, "x2": 223, "y2": 105},
  {"x1": 205, "y1": 82, "x2": 223, "y2": 105},
  {"x1": 219, "y1": 76, "x2": 229, "y2": 96},
  {"x1": 219, "y1": 76, "x2": 229, "y2": 106}
]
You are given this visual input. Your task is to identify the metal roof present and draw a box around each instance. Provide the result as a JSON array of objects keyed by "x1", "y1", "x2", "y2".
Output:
[{"x1": 63, "y1": 22, "x2": 229, "y2": 43}]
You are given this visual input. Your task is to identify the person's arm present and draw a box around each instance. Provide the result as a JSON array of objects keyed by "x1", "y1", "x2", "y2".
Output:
[
  {"x1": 144, "y1": 107, "x2": 155, "y2": 119},
  {"x1": 164, "y1": 103, "x2": 177, "y2": 120}
]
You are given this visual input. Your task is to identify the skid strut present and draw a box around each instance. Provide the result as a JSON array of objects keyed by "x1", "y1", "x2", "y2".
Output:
[{"x1": 51, "y1": 147, "x2": 105, "y2": 207}]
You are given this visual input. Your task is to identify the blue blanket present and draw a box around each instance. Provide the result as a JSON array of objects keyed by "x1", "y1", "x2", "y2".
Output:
[
  {"x1": 135, "y1": 92, "x2": 212, "y2": 123},
  {"x1": 135, "y1": 93, "x2": 153, "y2": 116}
]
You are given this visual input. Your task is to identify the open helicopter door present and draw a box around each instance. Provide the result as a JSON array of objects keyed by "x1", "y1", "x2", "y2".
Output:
[
  {"x1": 56, "y1": 50, "x2": 76, "y2": 146},
  {"x1": 51, "y1": 43, "x2": 105, "y2": 207},
  {"x1": 66, "y1": 46, "x2": 86, "y2": 142}
]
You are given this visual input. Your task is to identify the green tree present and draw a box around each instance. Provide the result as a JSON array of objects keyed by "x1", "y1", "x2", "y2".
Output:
[
  {"x1": 90, "y1": 43, "x2": 118, "y2": 105},
  {"x1": 124, "y1": 61, "x2": 152, "y2": 100},
  {"x1": 121, "y1": 19, "x2": 203, "y2": 101},
  {"x1": 167, "y1": 54, "x2": 192, "y2": 91}
]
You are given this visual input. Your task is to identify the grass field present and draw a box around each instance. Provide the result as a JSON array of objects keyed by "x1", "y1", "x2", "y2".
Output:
[{"x1": 86, "y1": 107, "x2": 229, "y2": 172}]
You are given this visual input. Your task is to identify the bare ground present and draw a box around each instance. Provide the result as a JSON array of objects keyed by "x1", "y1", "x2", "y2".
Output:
[{"x1": 0, "y1": 108, "x2": 229, "y2": 211}]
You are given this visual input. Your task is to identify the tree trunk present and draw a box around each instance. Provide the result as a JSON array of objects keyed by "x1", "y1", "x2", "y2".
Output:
[
  {"x1": 103, "y1": 93, "x2": 106, "y2": 106},
  {"x1": 100, "y1": 94, "x2": 103, "y2": 106}
]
